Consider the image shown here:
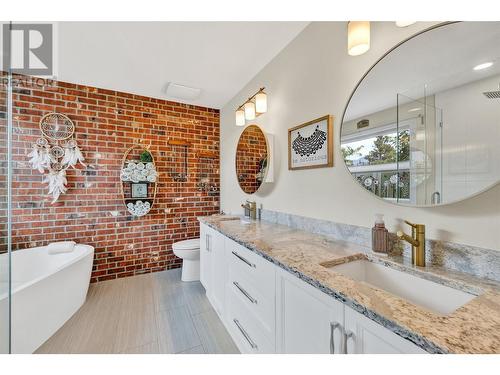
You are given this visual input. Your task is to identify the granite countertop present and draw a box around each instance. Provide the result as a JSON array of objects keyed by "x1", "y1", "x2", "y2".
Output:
[{"x1": 198, "y1": 215, "x2": 500, "y2": 354}]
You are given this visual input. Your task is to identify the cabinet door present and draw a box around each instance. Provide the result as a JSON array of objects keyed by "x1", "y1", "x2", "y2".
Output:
[
  {"x1": 343, "y1": 306, "x2": 427, "y2": 354},
  {"x1": 199, "y1": 224, "x2": 212, "y2": 291},
  {"x1": 210, "y1": 230, "x2": 226, "y2": 318},
  {"x1": 276, "y1": 268, "x2": 344, "y2": 354}
]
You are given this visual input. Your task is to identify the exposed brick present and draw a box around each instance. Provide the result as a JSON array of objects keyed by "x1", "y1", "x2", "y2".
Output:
[{"x1": 0, "y1": 73, "x2": 220, "y2": 282}]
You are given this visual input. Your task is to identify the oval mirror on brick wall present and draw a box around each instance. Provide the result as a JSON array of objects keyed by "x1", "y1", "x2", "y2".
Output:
[
  {"x1": 120, "y1": 144, "x2": 158, "y2": 216},
  {"x1": 235, "y1": 125, "x2": 269, "y2": 194}
]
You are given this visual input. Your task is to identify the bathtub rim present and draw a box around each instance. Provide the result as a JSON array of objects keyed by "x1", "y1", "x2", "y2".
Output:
[{"x1": 0, "y1": 244, "x2": 94, "y2": 299}]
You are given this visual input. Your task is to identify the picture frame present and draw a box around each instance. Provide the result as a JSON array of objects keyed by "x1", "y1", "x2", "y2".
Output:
[
  {"x1": 288, "y1": 115, "x2": 334, "y2": 170},
  {"x1": 131, "y1": 183, "x2": 148, "y2": 198}
]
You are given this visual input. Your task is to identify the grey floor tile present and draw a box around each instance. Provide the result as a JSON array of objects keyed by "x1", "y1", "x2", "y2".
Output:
[
  {"x1": 120, "y1": 341, "x2": 160, "y2": 354},
  {"x1": 192, "y1": 309, "x2": 239, "y2": 354},
  {"x1": 182, "y1": 282, "x2": 212, "y2": 315},
  {"x1": 36, "y1": 269, "x2": 236, "y2": 355},
  {"x1": 156, "y1": 305, "x2": 201, "y2": 353},
  {"x1": 178, "y1": 345, "x2": 206, "y2": 354}
]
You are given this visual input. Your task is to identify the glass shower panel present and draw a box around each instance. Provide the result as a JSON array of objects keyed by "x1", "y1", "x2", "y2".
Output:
[
  {"x1": 397, "y1": 93, "x2": 443, "y2": 205},
  {"x1": 0, "y1": 69, "x2": 11, "y2": 353}
]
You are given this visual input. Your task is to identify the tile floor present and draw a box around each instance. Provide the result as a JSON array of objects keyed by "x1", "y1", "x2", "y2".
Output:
[{"x1": 36, "y1": 268, "x2": 239, "y2": 354}]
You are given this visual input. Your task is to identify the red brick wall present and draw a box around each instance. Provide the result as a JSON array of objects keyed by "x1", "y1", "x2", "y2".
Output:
[
  {"x1": 236, "y1": 125, "x2": 267, "y2": 194},
  {"x1": 1, "y1": 75, "x2": 220, "y2": 282}
]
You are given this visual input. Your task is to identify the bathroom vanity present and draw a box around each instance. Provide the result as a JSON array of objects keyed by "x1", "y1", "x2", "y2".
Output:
[{"x1": 198, "y1": 216, "x2": 500, "y2": 354}]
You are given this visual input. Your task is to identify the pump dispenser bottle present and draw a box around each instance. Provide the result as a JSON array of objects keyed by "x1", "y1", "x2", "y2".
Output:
[{"x1": 372, "y1": 214, "x2": 389, "y2": 253}]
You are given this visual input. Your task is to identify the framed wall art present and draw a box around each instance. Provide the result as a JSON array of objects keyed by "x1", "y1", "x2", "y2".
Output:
[
  {"x1": 288, "y1": 115, "x2": 334, "y2": 170},
  {"x1": 131, "y1": 182, "x2": 149, "y2": 198}
]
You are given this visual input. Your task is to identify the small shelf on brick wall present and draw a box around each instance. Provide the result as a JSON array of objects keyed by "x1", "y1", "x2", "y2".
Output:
[
  {"x1": 196, "y1": 151, "x2": 217, "y2": 159},
  {"x1": 167, "y1": 139, "x2": 191, "y2": 147}
]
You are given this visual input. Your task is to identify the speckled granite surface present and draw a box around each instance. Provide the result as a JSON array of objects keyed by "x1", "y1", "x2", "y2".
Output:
[
  {"x1": 261, "y1": 209, "x2": 500, "y2": 282},
  {"x1": 198, "y1": 215, "x2": 500, "y2": 354}
]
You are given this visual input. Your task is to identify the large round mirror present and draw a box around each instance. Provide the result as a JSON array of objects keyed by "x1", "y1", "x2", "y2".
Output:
[
  {"x1": 340, "y1": 22, "x2": 500, "y2": 206},
  {"x1": 236, "y1": 125, "x2": 269, "y2": 194}
]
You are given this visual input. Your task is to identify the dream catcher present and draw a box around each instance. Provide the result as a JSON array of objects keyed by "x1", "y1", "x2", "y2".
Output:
[{"x1": 28, "y1": 113, "x2": 86, "y2": 203}]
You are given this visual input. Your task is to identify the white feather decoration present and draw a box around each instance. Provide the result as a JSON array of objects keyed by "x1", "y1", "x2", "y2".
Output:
[
  {"x1": 44, "y1": 169, "x2": 68, "y2": 204},
  {"x1": 28, "y1": 145, "x2": 53, "y2": 173},
  {"x1": 62, "y1": 144, "x2": 86, "y2": 168}
]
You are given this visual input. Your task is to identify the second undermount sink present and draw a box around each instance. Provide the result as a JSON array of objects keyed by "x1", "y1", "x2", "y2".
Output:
[{"x1": 325, "y1": 259, "x2": 476, "y2": 315}]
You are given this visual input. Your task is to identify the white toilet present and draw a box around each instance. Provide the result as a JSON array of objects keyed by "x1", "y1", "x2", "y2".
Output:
[{"x1": 172, "y1": 238, "x2": 200, "y2": 282}]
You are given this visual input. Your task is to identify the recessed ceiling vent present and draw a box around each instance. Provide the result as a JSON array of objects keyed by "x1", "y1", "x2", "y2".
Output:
[
  {"x1": 483, "y1": 84, "x2": 500, "y2": 99},
  {"x1": 165, "y1": 82, "x2": 202, "y2": 100}
]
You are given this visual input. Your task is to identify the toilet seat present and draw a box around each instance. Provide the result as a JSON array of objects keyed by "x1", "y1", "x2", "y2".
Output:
[{"x1": 173, "y1": 238, "x2": 200, "y2": 251}]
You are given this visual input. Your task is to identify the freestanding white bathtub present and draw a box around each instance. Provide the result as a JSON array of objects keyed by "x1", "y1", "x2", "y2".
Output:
[{"x1": 0, "y1": 244, "x2": 94, "y2": 353}]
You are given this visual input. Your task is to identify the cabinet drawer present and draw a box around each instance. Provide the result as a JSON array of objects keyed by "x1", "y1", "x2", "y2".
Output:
[
  {"x1": 226, "y1": 238, "x2": 275, "y2": 298},
  {"x1": 226, "y1": 286, "x2": 275, "y2": 354},
  {"x1": 228, "y1": 268, "x2": 275, "y2": 337}
]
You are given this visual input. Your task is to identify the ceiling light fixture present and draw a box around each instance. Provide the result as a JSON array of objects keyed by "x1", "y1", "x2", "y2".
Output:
[
  {"x1": 473, "y1": 62, "x2": 494, "y2": 71},
  {"x1": 348, "y1": 21, "x2": 370, "y2": 56},
  {"x1": 395, "y1": 21, "x2": 416, "y2": 27},
  {"x1": 234, "y1": 87, "x2": 267, "y2": 126}
]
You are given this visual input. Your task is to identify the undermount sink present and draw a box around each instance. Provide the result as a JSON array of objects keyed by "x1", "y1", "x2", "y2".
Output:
[{"x1": 325, "y1": 259, "x2": 476, "y2": 315}]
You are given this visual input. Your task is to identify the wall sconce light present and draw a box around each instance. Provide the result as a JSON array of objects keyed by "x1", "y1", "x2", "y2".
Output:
[
  {"x1": 347, "y1": 21, "x2": 370, "y2": 56},
  {"x1": 234, "y1": 87, "x2": 267, "y2": 126},
  {"x1": 255, "y1": 91, "x2": 267, "y2": 113},
  {"x1": 235, "y1": 108, "x2": 246, "y2": 126},
  {"x1": 244, "y1": 101, "x2": 256, "y2": 120}
]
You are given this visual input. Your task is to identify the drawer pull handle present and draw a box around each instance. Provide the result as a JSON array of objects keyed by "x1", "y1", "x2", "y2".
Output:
[
  {"x1": 233, "y1": 281, "x2": 258, "y2": 304},
  {"x1": 343, "y1": 329, "x2": 355, "y2": 354},
  {"x1": 233, "y1": 319, "x2": 258, "y2": 350},
  {"x1": 205, "y1": 234, "x2": 211, "y2": 252},
  {"x1": 329, "y1": 322, "x2": 341, "y2": 354},
  {"x1": 231, "y1": 251, "x2": 256, "y2": 268}
]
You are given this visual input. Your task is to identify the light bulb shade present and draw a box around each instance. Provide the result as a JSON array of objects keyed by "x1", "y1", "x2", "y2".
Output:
[
  {"x1": 348, "y1": 21, "x2": 370, "y2": 56},
  {"x1": 235, "y1": 109, "x2": 246, "y2": 126},
  {"x1": 255, "y1": 92, "x2": 267, "y2": 113},
  {"x1": 244, "y1": 101, "x2": 256, "y2": 120}
]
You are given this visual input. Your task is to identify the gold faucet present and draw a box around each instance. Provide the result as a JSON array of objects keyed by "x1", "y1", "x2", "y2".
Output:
[
  {"x1": 241, "y1": 200, "x2": 257, "y2": 220},
  {"x1": 397, "y1": 220, "x2": 426, "y2": 267}
]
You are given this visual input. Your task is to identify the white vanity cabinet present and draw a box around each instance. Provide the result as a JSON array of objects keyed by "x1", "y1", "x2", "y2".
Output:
[
  {"x1": 199, "y1": 225, "x2": 226, "y2": 317},
  {"x1": 343, "y1": 306, "x2": 427, "y2": 354},
  {"x1": 198, "y1": 222, "x2": 429, "y2": 354},
  {"x1": 276, "y1": 268, "x2": 344, "y2": 353},
  {"x1": 199, "y1": 224, "x2": 211, "y2": 290}
]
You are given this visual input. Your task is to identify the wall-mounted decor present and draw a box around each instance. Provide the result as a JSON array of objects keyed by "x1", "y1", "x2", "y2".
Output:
[
  {"x1": 167, "y1": 139, "x2": 190, "y2": 182},
  {"x1": 196, "y1": 151, "x2": 219, "y2": 194},
  {"x1": 131, "y1": 183, "x2": 148, "y2": 198},
  {"x1": 120, "y1": 144, "x2": 158, "y2": 217},
  {"x1": 27, "y1": 112, "x2": 86, "y2": 203},
  {"x1": 288, "y1": 115, "x2": 334, "y2": 170},
  {"x1": 235, "y1": 125, "x2": 269, "y2": 194}
]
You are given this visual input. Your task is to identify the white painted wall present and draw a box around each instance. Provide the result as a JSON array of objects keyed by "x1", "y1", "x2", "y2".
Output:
[{"x1": 220, "y1": 22, "x2": 500, "y2": 251}]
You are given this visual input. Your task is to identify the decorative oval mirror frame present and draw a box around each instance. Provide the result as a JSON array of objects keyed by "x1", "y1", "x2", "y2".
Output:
[
  {"x1": 339, "y1": 21, "x2": 500, "y2": 208},
  {"x1": 120, "y1": 144, "x2": 158, "y2": 217},
  {"x1": 235, "y1": 124, "x2": 270, "y2": 195}
]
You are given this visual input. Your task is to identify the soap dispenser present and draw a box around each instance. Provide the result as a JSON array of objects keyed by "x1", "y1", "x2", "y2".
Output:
[{"x1": 372, "y1": 214, "x2": 389, "y2": 253}]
